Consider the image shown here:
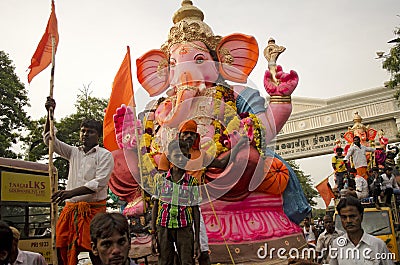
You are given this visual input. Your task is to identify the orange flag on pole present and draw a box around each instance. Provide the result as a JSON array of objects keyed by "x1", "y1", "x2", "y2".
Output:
[
  {"x1": 315, "y1": 177, "x2": 335, "y2": 208},
  {"x1": 28, "y1": 0, "x2": 59, "y2": 83},
  {"x1": 103, "y1": 46, "x2": 135, "y2": 151}
]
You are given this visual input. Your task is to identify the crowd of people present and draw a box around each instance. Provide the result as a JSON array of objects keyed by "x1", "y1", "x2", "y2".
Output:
[
  {"x1": 0, "y1": 98, "x2": 247, "y2": 265},
  {"x1": 2, "y1": 97, "x2": 399, "y2": 265},
  {"x1": 300, "y1": 196, "x2": 395, "y2": 264},
  {"x1": 42, "y1": 97, "x2": 220, "y2": 265},
  {"x1": 294, "y1": 134, "x2": 400, "y2": 264},
  {"x1": 332, "y1": 136, "x2": 400, "y2": 208}
]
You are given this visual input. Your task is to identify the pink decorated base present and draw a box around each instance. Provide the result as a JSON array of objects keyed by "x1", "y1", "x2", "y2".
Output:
[{"x1": 201, "y1": 192, "x2": 302, "y2": 243}]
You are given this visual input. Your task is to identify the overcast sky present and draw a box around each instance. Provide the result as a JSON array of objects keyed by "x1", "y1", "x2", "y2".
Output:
[{"x1": 2, "y1": 0, "x2": 400, "y2": 208}]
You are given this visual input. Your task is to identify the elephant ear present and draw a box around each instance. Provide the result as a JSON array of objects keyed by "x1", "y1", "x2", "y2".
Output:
[
  {"x1": 136, "y1": 50, "x2": 170, "y2": 97},
  {"x1": 217, "y1": 34, "x2": 259, "y2": 83},
  {"x1": 343, "y1": 131, "x2": 354, "y2": 143}
]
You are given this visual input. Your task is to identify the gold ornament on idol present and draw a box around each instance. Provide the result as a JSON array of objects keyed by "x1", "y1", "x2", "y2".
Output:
[
  {"x1": 264, "y1": 37, "x2": 286, "y2": 86},
  {"x1": 161, "y1": 0, "x2": 222, "y2": 55}
]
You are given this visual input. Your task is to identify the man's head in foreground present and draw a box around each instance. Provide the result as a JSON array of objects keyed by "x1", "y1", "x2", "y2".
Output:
[
  {"x1": 90, "y1": 212, "x2": 131, "y2": 265},
  {"x1": 337, "y1": 196, "x2": 363, "y2": 234},
  {"x1": 0, "y1": 221, "x2": 12, "y2": 265}
]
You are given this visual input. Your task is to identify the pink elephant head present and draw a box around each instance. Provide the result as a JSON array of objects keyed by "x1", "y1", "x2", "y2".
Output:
[
  {"x1": 137, "y1": 37, "x2": 258, "y2": 97},
  {"x1": 136, "y1": 1, "x2": 259, "y2": 127}
]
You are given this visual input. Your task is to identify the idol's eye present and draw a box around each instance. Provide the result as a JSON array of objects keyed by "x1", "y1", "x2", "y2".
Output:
[
  {"x1": 194, "y1": 54, "x2": 205, "y2": 64},
  {"x1": 170, "y1": 58, "x2": 176, "y2": 67}
]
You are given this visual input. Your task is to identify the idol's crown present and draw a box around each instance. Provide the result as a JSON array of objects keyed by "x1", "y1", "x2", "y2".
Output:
[{"x1": 161, "y1": 0, "x2": 222, "y2": 55}]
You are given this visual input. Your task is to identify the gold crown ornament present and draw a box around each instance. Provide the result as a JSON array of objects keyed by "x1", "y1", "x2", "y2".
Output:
[{"x1": 160, "y1": 0, "x2": 222, "y2": 55}]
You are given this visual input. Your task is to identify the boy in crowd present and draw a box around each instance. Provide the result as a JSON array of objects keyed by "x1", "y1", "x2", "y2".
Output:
[{"x1": 151, "y1": 139, "x2": 201, "y2": 265}]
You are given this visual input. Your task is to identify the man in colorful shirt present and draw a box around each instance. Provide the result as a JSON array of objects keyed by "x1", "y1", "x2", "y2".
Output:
[
  {"x1": 157, "y1": 119, "x2": 248, "y2": 265},
  {"x1": 151, "y1": 139, "x2": 201, "y2": 265}
]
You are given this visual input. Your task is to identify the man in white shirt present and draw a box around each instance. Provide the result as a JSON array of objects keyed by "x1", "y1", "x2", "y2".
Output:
[
  {"x1": 348, "y1": 168, "x2": 369, "y2": 199},
  {"x1": 380, "y1": 167, "x2": 399, "y2": 206},
  {"x1": 43, "y1": 97, "x2": 114, "y2": 265},
  {"x1": 316, "y1": 215, "x2": 344, "y2": 264},
  {"x1": 8, "y1": 227, "x2": 47, "y2": 265},
  {"x1": 344, "y1": 136, "x2": 375, "y2": 180},
  {"x1": 330, "y1": 196, "x2": 394, "y2": 265},
  {"x1": 303, "y1": 217, "x2": 317, "y2": 246}
]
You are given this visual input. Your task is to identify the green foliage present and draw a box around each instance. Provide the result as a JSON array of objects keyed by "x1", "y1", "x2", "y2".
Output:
[
  {"x1": 383, "y1": 26, "x2": 400, "y2": 99},
  {"x1": 287, "y1": 160, "x2": 319, "y2": 207},
  {"x1": 0, "y1": 51, "x2": 30, "y2": 158},
  {"x1": 24, "y1": 117, "x2": 46, "y2": 161},
  {"x1": 312, "y1": 208, "x2": 327, "y2": 219},
  {"x1": 75, "y1": 83, "x2": 107, "y2": 121}
]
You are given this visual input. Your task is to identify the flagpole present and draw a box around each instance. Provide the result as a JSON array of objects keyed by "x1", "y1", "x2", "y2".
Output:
[
  {"x1": 126, "y1": 46, "x2": 146, "y2": 213},
  {"x1": 48, "y1": 35, "x2": 58, "y2": 265},
  {"x1": 315, "y1": 171, "x2": 335, "y2": 186}
]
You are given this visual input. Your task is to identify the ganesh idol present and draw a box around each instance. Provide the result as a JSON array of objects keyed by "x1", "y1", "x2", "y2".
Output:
[{"x1": 109, "y1": 1, "x2": 311, "y2": 263}]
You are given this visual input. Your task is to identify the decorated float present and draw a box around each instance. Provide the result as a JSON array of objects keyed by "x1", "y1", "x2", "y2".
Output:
[
  {"x1": 337, "y1": 112, "x2": 398, "y2": 170},
  {"x1": 107, "y1": 1, "x2": 312, "y2": 263}
]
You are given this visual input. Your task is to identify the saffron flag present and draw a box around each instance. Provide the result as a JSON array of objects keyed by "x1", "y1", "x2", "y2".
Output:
[
  {"x1": 315, "y1": 177, "x2": 335, "y2": 208},
  {"x1": 103, "y1": 46, "x2": 135, "y2": 151},
  {"x1": 28, "y1": 0, "x2": 59, "y2": 83}
]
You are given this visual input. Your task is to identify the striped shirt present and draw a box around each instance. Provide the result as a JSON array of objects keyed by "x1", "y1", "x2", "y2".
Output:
[{"x1": 154, "y1": 171, "x2": 200, "y2": 228}]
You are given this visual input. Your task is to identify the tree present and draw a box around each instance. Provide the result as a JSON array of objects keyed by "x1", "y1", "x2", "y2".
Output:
[
  {"x1": 382, "y1": 26, "x2": 400, "y2": 99},
  {"x1": 0, "y1": 51, "x2": 30, "y2": 158},
  {"x1": 287, "y1": 160, "x2": 319, "y2": 207}
]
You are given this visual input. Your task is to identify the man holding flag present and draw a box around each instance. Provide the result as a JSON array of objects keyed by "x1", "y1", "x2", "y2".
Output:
[
  {"x1": 29, "y1": 2, "x2": 133, "y2": 265},
  {"x1": 44, "y1": 97, "x2": 114, "y2": 265},
  {"x1": 28, "y1": 1, "x2": 60, "y2": 264}
]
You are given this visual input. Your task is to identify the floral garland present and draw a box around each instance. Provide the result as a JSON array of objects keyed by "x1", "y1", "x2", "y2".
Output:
[
  {"x1": 211, "y1": 85, "x2": 266, "y2": 157},
  {"x1": 214, "y1": 85, "x2": 237, "y2": 124},
  {"x1": 138, "y1": 117, "x2": 158, "y2": 192},
  {"x1": 210, "y1": 85, "x2": 238, "y2": 156},
  {"x1": 224, "y1": 112, "x2": 266, "y2": 158},
  {"x1": 247, "y1": 113, "x2": 266, "y2": 158},
  {"x1": 211, "y1": 120, "x2": 229, "y2": 156}
]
